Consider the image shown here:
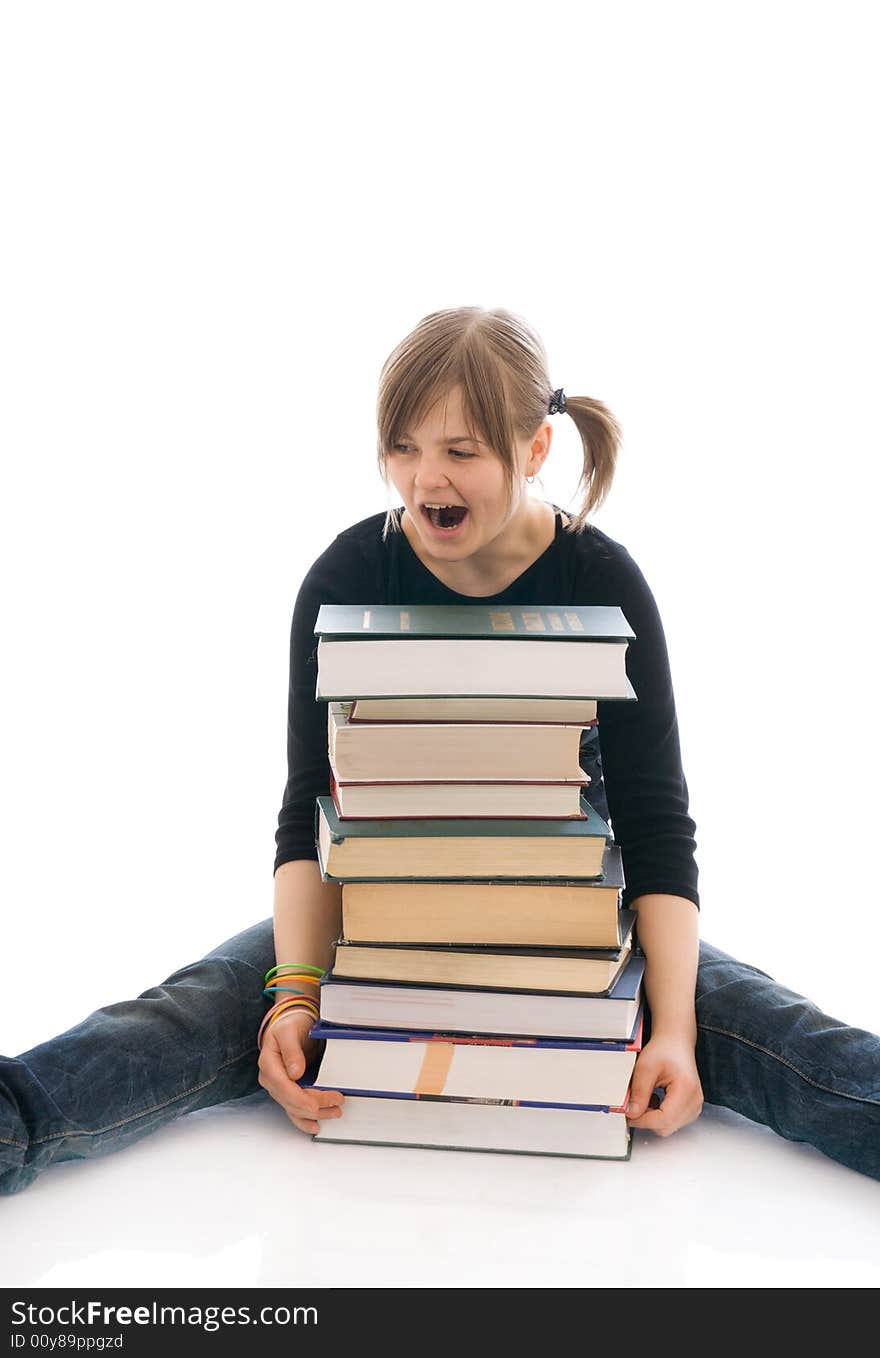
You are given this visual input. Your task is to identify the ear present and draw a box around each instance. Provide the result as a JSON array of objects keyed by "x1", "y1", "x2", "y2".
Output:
[{"x1": 526, "y1": 421, "x2": 553, "y2": 478}]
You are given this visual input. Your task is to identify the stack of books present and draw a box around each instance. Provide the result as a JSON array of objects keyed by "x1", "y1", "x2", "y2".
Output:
[{"x1": 305, "y1": 602, "x2": 645, "y2": 1161}]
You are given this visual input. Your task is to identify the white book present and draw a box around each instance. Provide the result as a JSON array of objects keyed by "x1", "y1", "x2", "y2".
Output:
[{"x1": 313, "y1": 1095, "x2": 632, "y2": 1160}]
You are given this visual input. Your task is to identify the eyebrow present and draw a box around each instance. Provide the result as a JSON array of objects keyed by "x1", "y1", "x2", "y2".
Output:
[{"x1": 398, "y1": 433, "x2": 484, "y2": 445}]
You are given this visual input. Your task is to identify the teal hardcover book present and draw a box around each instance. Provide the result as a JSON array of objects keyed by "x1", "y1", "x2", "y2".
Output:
[
  {"x1": 313, "y1": 603, "x2": 637, "y2": 701},
  {"x1": 315, "y1": 792, "x2": 613, "y2": 886},
  {"x1": 314, "y1": 602, "x2": 635, "y2": 640}
]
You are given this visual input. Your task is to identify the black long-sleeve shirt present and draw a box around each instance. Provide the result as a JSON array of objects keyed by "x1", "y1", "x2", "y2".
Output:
[{"x1": 274, "y1": 507, "x2": 699, "y2": 910}]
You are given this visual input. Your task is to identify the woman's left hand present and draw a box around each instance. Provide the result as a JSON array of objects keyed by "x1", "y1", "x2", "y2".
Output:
[{"x1": 626, "y1": 1035, "x2": 704, "y2": 1135}]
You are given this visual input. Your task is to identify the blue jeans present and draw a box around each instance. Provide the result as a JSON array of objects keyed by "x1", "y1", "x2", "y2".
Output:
[{"x1": 1, "y1": 918, "x2": 878, "y2": 1193}]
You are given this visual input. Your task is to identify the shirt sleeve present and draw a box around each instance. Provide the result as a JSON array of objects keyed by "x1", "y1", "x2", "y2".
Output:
[
  {"x1": 273, "y1": 532, "x2": 376, "y2": 873},
  {"x1": 587, "y1": 541, "x2": 700, "y2": 910}
]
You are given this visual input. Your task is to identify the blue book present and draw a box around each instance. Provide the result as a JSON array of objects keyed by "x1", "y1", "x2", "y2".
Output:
[
  {"x1": 307, "y1": 1008, "x2": 643, "y2": 1107},
  {"x1": 315, "y1": 953, "x2": 645, "y2": 1042},
  {"x1": 302, "y1": 995, "x2": 645, "y2": 1163}
]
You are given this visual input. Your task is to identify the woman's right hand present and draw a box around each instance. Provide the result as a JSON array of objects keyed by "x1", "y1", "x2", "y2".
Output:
[{"x1": 257, "y1": 1007, "x2": 345, "y2": 1135}]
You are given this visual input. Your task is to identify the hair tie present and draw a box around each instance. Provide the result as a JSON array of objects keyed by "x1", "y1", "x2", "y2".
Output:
[{"x1": 548, "y1": 387, "x2": 567, "y2": 415}]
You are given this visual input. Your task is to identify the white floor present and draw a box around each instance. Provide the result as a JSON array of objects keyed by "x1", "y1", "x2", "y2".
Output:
[{"x1": 3, "y1": 1093, "x2": 879, "y2": 1289}]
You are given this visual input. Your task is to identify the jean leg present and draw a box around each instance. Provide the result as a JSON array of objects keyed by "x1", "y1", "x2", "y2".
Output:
[
  {"x1": 695, "y1": 939, "x2": 880, "y2": 1180},
  {"x1": 0, "y1": 916, "x2": 276, "y2": 1196}
]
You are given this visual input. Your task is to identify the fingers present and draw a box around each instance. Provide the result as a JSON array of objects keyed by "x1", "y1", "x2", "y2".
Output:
[
  {"x1": 257, "y1": 1012, "x2": 345, "y2": 1136},
  {"x1": 624, "y1": 1036, "x2": 703, "y2": 1137},
  {"x1": 626, "y1": 1072, "x2": 661, "y2": 1124},
  {"x1": 271, "y1": 1010, "x2": 317, "y2": 1081},
  {"x1": 627, "y1": 1085, "x2": 703, "y2": 1136}
]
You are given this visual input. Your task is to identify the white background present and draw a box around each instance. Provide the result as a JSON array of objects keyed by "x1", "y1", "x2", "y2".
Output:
[{"x1": 1, "y1": 1, "x2": 878, "y2": 1277}]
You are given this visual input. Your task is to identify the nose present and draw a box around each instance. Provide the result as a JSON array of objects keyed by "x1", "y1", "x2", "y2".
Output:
[{"x1": 412, "y1": 450, "x2": 452, "y2": 491}]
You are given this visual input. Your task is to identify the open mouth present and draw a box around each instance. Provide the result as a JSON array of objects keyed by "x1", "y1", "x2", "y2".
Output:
[{"x1": 421, "y1": 504, "x2": 468, "y2": 533}]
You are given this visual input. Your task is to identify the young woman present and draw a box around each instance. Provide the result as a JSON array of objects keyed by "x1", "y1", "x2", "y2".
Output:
[{"x1": 2, "y1": 307, "x2": 878, "y2": 1194}]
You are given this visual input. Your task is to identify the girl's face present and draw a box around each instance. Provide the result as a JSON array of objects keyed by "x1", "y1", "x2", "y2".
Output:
[{"x1": 385, "y1": 386, "x2": 546, "y2": 565}]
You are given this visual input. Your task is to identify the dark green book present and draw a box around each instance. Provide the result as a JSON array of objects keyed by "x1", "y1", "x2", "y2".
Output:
[
  {"x1": 314, "y1": 603, "x2": 637, "y2": 701},
  {"x1": 315, "y1": 792, "x2": 613, "y2": 885},
  {"x1": 315, "y1": 603, "x2": 635, "y2": 639}
]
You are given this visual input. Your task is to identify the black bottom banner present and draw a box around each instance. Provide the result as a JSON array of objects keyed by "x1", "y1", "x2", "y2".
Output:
[{"x1": 3, "y1": 1289, "x2": 566, "y2": 1352}]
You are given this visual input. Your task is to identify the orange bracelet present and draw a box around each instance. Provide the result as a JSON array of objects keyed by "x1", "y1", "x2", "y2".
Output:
[{"x1": 258, "y1": 997, "x2": 319, "y2": 1049}]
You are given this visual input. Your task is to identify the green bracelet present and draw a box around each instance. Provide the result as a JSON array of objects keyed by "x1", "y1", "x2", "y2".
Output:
[{"x1": 264, "y1": 962, "x2": 325, "y2": 983}]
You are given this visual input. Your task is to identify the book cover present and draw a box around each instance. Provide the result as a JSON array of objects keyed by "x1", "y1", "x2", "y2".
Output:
[
  {"x1": 331, "y1": 908, "x2": 637, "y2": 995},
  {"x1": 317, "y1": 791, "x2": 619, "y2": 842},
  {"x1": 309, "y1": 1094, "x2": 633, "y2": 1161},
  {"x1": 317, "y1": 955, "x2": 646, "y2": 1040},
  {"x1": 336, "y1": 841, "x2": 625, "y2": 947},
  {"x1": 347, "y1": 697, "x2": 601, "y2": 724},
  {"x1": 328, "y1": 705, "x2": 591, "y2": 782},
  {"x1": 315, "y1": 602, "x2": 636, "y2": 641},
  {"x1": 328, "y1": 764, "x2": 592, "y2": 821},
  {"x1": 314, "y1": 606, "x2": 637, "y2": 703},
  {"x1": 309, "y1": 1014, "x2": 644, "y2": 1051},
  {"x1": 316, "y1": 793, "x2": 612, "y2": 886},
  {"x1": 316, "y1": 644, "x2": 637, "y2": 702},
  {"x1": 307, "y1": 1017, "x2": 642, "y2": 1110},
  {"x1": 330, "y1": 837, "x2": 625, "y2": 887}
]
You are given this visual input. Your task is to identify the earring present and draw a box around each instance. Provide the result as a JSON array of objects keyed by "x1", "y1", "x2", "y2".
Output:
[{"x1": 526, "y1": 473, "x2": 536, "y2": 484}]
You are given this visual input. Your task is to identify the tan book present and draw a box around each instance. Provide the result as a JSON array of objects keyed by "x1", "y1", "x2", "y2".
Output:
[
  {"x1": 335, "y1": 843, "x2": 626, "y2": 948},
  {"x1": 348, "y1": 697, "x2": 599, "y2": 723},
  {"x1": 327, "y1": 702, "x2": 590, "y2": 782},
  {"x1": 328, "y1": 764, "x2": 590, "y2": 819},
  {"x1": 331, "y1": 910, "x2": 636, "y2": 994}
]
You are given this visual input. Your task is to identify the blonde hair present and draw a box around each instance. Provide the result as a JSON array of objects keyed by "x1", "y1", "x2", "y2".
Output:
[{"x1": 376, "y1": 306, "x2": 621, "y2": 539}]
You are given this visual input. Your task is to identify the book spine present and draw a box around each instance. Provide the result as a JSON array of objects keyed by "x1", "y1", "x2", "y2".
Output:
[{"x1": 308, "y1": 1085, "x2": 617, "y2": 1112}]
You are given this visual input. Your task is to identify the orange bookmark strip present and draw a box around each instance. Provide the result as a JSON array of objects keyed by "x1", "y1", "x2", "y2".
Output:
[{"x1": 414, "y1": 1041, "x2": 455, "y2": 1095}]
